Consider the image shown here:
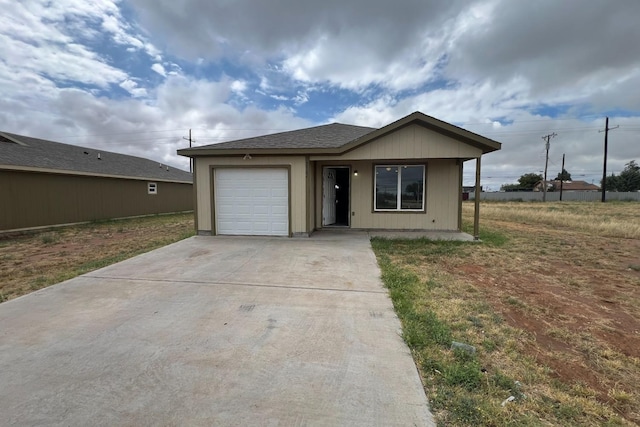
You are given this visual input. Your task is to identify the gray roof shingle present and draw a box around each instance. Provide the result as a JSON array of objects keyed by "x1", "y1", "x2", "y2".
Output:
[
  {"x1": 0, "y1": 132, "x2": 192, "y2": 182},
  {"x1": 178, "y1": 112, "x2": 501, "y2": 158},
  {"x1": 187, "y1": 123, "x2": 376, "y2": 151}
]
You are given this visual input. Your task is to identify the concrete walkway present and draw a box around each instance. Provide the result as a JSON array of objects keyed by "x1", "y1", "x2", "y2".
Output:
[{"x1": 0, "y1": 235, "x2": 434, "y2": 426}]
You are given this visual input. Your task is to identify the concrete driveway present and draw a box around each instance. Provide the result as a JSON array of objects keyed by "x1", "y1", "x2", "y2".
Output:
[{"x1": 0, "y1": 233, "x2": 434, "y2": 426}]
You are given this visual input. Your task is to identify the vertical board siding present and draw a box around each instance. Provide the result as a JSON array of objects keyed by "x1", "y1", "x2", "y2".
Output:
[
  {"x1": 0, "y1": 170, "x2": 193, "y2": 231},
  {"x1": 310, "y1": 124, "x2": 482, "y2": 161}
]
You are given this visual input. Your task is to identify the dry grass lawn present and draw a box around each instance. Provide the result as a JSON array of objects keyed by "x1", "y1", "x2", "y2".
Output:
[
  {"x1": 373, "y1": 201, "x2": 640, "y2": 426},
  {"x1": 0, "y1": 213, "x2": 195, "y2": 302}
]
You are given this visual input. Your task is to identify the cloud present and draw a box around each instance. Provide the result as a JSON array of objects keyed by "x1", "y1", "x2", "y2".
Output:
[
  {"x1": 447, "y1": 1, "x2": 640, "y2": 100},
  {"x1": 230, "y1": 80, "x2": 247, "y2": 94},
  {"x1": 119, "y1": 79, "x2": 148, "y2": 97},
  {"x1": 151, "y1": 63, "x2": 167, "y2": 77}
]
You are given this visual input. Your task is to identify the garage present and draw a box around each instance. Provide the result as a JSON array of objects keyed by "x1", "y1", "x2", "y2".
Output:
[{"x1": 214, "y1": 168, "x2": 289, "y2": 236}]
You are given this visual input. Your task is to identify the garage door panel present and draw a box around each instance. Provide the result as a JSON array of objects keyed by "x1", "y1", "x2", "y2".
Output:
[{"x1": 215, "y1": 168, "x2": 289, "y2": 236}]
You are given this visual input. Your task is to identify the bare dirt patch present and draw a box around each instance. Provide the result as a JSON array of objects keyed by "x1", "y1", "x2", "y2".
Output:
[
  {"x1": 455, "y1": 203, "x2": 640, "y2": 423},
  {"x1": 0, "y1": 213, "x2": 194, "y2": 302}
]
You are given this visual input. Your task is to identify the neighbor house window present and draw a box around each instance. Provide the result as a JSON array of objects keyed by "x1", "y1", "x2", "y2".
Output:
[
  {"x1": 375, "y1": 165, "x2": 425, "y2": 211},
  {"x1": 148, "y1": 182, "x2": 157, "y2": 195}
]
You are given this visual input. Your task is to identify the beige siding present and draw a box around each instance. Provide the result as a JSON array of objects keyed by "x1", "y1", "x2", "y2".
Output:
[
  {"x1": 315, "y1": 159, "x2": 460, "y2": 231},
  {"x1": 310, "y1": 124, "x2": 482, "y2": 161},
  {"x1": 0, "y1": 170, "x2": 193, "y2": 231},
  {"x1": 307, "y1": 158, "x2": 315, "y2": 232},
  {"x1": 194, "y1": 156, "x2": 307, "y2": 235}
]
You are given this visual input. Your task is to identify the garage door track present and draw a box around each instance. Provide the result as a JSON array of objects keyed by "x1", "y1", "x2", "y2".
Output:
[{"x1": 0, "y1": 234, "x2": 434, "y2": 426}]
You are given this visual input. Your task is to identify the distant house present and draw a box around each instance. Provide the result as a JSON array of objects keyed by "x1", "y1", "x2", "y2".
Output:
[
  {"x1": 1, "y1": 132, "x2": 193, "y2": 232},
  {"x1": 533, "y1": 180, "x2": 600, "y2": 192}
]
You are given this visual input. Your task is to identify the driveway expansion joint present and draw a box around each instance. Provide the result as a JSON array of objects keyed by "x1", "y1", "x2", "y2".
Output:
[{"x1": 83, "y1": 274, "x2": 388, "y2": 294}]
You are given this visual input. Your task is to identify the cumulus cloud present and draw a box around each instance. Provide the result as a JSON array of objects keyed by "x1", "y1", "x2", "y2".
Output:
[
  {"x1": 151, "y1": 63, "x2": 167, "y2": 77},
  {"x1": 119, "y1": 79, "x2": 147, "y2": 98}
]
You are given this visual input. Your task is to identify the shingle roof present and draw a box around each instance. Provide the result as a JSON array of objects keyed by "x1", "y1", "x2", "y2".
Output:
[
  {"x1": 187, "y1": 123, "x2": 376, "y2": 151},
  {"x1": 551, "y1": 180, "x2": 600, "y2": 191},
  {"x1": 178, "y1": 112, "x2": 501, "y2": 157},
  {"x1": 0, "y1": 132, "x2": 192, "y2": 182}
]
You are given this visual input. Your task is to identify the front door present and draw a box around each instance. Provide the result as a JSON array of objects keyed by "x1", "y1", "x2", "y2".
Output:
[
  {"x1": 322, "y1": 168, "x2": 337, "y2": 226},
  {"x1": 322, "y1": 167, "x2": 350, "y2": 227}
]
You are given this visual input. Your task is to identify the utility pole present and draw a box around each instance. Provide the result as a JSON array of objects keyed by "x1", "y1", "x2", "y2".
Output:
[
  {"x1": 599, "y1": 117, "x2": 618, "y2": 202},
  {"x1": 559, "y1": 153, "x2": 565, "y2": 201},
  {"x1": 542, "y1": 132, "x2": 557, "y2": 202},
  {"x1": 183, "y1": 129, "x2": 195, "y2": 173}
]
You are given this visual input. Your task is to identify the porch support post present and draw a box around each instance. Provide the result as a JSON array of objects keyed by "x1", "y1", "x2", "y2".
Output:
[{"x1": 473, "y1": 156, "x2": 481, "y2": 240}]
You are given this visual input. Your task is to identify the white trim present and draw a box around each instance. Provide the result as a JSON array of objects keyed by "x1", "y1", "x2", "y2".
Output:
[{"x1": 148, "y1": 182, "x2": 158, "y2": 194}]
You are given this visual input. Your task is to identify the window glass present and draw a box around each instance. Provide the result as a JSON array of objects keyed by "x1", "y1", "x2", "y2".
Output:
[
  {"x1": 401, "y1": 166, "x2": 424, "y2": 209},
  {"x1": 375, "y1": 166, "x2": 398, "y2": 210},
  {"x1": 375, "y1": 165, "x2": 425, "y2": 211}
]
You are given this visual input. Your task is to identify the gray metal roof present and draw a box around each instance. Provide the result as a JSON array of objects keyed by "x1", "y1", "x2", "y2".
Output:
[
  {"x1": 0, "y1": 132, "x2": 192, "y2": 182},
  {"x1": 187, "y1": 123, "x2": 376, "y2": 151}
]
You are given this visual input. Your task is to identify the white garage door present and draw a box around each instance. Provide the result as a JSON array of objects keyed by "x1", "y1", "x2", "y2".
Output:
[{"x1": 215, "y1": 168, "x2": 289, "y2": 236}]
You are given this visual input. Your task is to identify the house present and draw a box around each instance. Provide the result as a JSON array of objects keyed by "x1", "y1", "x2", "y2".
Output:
[
  {"x1": 177, "y1": 112, "x2": 501, "y2": 238},
  {"x1": 1, "y1": 132, "x2": 193, "y2": 232},
  {"x1": 533, "y1": 180, "x2": 600, "y2": 192}
]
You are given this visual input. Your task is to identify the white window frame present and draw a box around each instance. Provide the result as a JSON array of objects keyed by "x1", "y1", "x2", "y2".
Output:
[
  {"x1": 148, "y1": 182, "x2": 158, "y2": 195},
  {"x1": 374, "y1": 164, "x2": 425, "y2": 212}
]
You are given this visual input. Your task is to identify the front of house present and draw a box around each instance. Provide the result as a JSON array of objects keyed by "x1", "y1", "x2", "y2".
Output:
[{"x1": 178, "y1": 112, "x2": 501, "y2": 237}]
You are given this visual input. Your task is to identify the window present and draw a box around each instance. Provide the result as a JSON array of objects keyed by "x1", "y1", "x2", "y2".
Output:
[
  {"x1": 148, "y1": 182, "x2": 157, "y2": 195},
  {"x1": 375, "y1": 165, "x2": 424, "y2": 211}
]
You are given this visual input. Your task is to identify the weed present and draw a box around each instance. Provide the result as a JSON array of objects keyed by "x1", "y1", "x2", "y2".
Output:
[
  {"x1": 40, "y1": 232, "x2": 60, "y2": 244},
  {"x1": 506, "y1": 296, "x2": 526, "y2": 308},
  {"x1": 608, "y1": 388, "x2": 633, "y2": 412},
  {"x1": 628, "y1": 265, "x2": 640, "y2": 272},
  {"x1": 482, "y1": 339, "x2": 497, "y2": 352},
  {"x1": 467, "y1": 315, "x2": 484, "y2": 328}
]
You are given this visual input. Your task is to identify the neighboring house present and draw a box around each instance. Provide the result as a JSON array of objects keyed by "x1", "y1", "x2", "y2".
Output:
[
  {"x1": 178, "y1": 112, "x2": 501, "y2": 238},
  {"x1": 533, "y1": 180, "x2": 600, "y2": 192},
  {"x1": 1, "y1": 132, "x2": 193, "y2": 232}
]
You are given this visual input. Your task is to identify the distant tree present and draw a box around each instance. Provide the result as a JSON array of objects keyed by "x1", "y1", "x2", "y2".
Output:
[
  {"x1": 500, "y1": 183, "x2": 522, "y2": 192},
  {"x1": 499, "y1": 173, "x2": 543, "y2": 192},
  {"x1": 518, "y1": 173, "x2": 543, "y2": 189},
  {"x1": 555, "y1": 169, "x2": 572, "y2": 181},
  {"x1": 603, "y1": 160, "x2": 640, "y2": 192}
]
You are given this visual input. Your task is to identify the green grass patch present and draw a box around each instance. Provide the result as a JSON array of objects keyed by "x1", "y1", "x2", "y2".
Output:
[{"x1": 372, "y1": 239, "x2": 533, "y2": 426}]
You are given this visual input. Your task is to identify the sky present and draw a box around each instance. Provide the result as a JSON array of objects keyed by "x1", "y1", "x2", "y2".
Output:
[{"x1": 1, "y1": 0, "x2": 639, "y2": 190}]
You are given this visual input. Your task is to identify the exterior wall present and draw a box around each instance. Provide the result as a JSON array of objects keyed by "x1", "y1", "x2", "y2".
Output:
[
  {"x1": 314, "y1": 159, "x2": 461, "y2": 231},
  {"x1": 194, "y1": 155, "x2": 308, "y2": 235},
  {"x1": 0, "y1": 169, "x2": 193, "y2": 231},
  {"x1": 310, "y1": 124, "x2": 482, "y2": 161}
]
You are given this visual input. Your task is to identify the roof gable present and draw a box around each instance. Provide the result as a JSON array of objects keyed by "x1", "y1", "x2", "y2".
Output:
[
  {"x1": 0, "y1": 132, "x2": 192, "y2": 182},
  {"x1": 339, "y1": 112, "x2": 501, "y2": 155}
]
